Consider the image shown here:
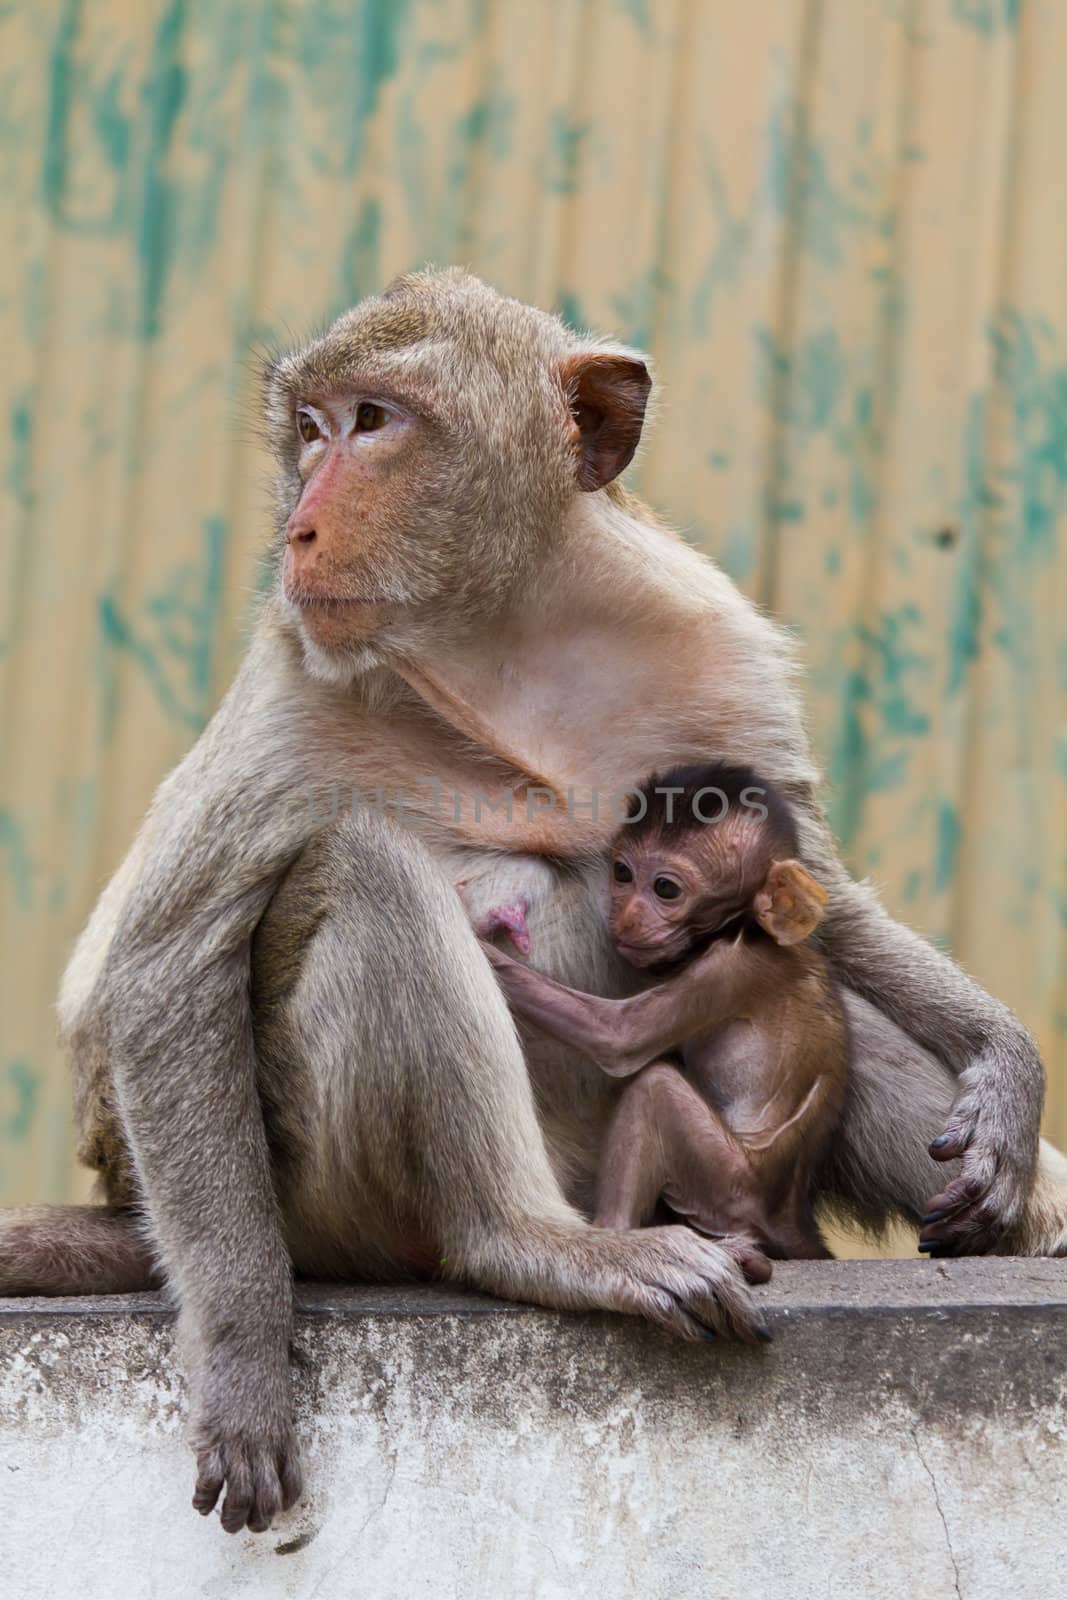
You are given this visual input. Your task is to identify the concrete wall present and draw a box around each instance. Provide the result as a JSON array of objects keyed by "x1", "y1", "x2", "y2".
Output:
[{"x1": 1, "y1": 1259, "x2": 1064, "y2": 1599}]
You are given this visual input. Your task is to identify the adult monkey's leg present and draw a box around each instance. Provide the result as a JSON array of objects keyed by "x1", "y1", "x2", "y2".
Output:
[{"x1": 252, "y1": 815, "x2": 768, "y2": 1342}]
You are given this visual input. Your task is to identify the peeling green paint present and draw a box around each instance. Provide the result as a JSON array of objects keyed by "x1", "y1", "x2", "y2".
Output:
[
  {"x1": 951, "y1": 0, "x2": 1020, "y2": 35},
  {"x1": 545, "y1": 110, "x2": 591, "y2": 196},
  {"x1": 861, "y1": 606, "x2": 932, "y2": 740},
  {"x1": 616, "y1": 0, "x2": 654, "y2": 35},
  {"x1": 720, "y1": 524, "x2": 755, "y2": 584},
  {"x1": 0, "y1": 810, "x2": 33, "y2": 911},
  {"x1": 692, "y1": 155, "x2": 751, "y2": 335},
  {"x1": 41, "y1": 0, "x2": 81, "y2": 223},
  {"x1": 611, "y1": 267, "x2": 673, "y2": 351},
  {"x1": 452, "y1": 95, "x2": 514, "y2": 168},
  {"x1": 755, "y1": 326, "x2": 843, "y2": 432},
  {"x1": 934, "y1": 802, "x2": 961, "y2": 893},
  {"x1": 97, "y1": 515, "x2": 226, "y2": 736},
  {"x1": 337, "y1": 196, "x2": 383, "y2": 311},
  {"x1": 765, "y1": 102, "x2": 873, "y2": 269},
  {"x1": 828, "y1": 669, "x2": 869, "y2": 848},
  {"x1": 136, "y1": 0, "x2": 187, "y2": 338},
  {"x1": 294, "y1": 0, "x2": 413, "y2": 175},
  {"x1": 991, "y1": 311, "x2": 1067, "y2": 564},
  {"x1": 8, "y1": 393, "x2": 33, "y2": 509},
  {"x1": 901, "y1": 867, "x2": 922, "y2": 903},
  {"x1": 773, "y1": 499, "x2": 805, "y2": 523},
  {"x1": 828, "y1": 609, "x2": 932, "y2": 846},
  {"x1": 1, "y1": 1059, "x2": 38, "y2": 1141},
  {"x1": 556, "y1": 291, "x2": 587, "y2": 332}
]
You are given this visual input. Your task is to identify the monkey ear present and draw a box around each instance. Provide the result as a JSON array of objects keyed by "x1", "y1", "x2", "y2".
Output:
[
  {"x1": 561, "y1": 353, "x2": 652, "y2": 491},
  {"x1": 753, "y1": 860, "x2": 828, "y2": 947}
]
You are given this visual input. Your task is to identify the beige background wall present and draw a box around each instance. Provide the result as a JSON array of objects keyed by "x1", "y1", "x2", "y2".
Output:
[{"x1": 2, "y1": 0, "x2": 1065, "y2": 1206}]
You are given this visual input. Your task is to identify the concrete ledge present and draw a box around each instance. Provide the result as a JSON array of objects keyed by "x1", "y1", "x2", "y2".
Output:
[{"x1": 2, "y1": 1260, "x2": 1065, "y2": 1599}]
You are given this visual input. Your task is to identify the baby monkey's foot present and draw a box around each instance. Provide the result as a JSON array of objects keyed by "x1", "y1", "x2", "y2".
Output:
[{"x1": 478, "y1": 897, "x2": 532, "y2": 956}]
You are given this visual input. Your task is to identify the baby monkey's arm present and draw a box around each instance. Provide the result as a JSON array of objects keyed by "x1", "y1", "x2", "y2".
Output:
[
  {"x1": 480, "y1": 859, "x2": 828, "y2": 1078},
  {"x1": 480, "y1": 936, "x2": 769, "y2": 1078}
]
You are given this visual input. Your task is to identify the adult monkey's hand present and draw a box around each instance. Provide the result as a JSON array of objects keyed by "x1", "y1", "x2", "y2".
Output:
[
  {"x1": 800, "y1": 826, "x2": 1043, "y2": 1256},
  {"x1": 919, "y1": 1050, "x2": 1041, "y2": 1255}
]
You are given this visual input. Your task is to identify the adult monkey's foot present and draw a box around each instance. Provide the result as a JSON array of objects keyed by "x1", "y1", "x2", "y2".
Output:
[{"x1": 460, "y1": 1218, "x2": 774, "y2": 1345}]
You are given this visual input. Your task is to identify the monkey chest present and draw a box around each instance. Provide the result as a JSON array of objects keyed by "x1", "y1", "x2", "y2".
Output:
[{"x1": 681, "y1": 1020, "x2": 772, "y2": 1125}]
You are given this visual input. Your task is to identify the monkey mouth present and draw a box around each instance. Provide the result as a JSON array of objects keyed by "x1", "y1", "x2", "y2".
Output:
[
  {"x1": 614, "y1": 936, "x2": 682, "y2": 967},
  {"x1": 283, "y1": 587, "x2": 404, "y2": 638},
  {"x1": 615, "y1": 923, "x2": 726, "y2": 971},
  {"x1": 286, "y1": 591, "x2": 393, "y2": 611}
]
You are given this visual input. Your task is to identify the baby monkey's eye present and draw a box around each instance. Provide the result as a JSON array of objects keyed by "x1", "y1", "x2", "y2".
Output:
[
  {"x1": 356, "y1": 401, "x2": 391, "y2": 432},
  {"x1": 653, "y1": 877, "x2": 682, "y2": 901},
  {"x1": 612, "y1": 860, "x2": 633, "y2": 884},
  {"x1": 297, "y1": 411, "x2": 320, "y2": 444}
]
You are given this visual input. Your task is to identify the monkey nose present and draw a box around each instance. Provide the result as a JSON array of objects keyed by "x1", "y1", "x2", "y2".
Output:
[{"x1": 286, "y1": 516, "x2": 317, "y2": 546}]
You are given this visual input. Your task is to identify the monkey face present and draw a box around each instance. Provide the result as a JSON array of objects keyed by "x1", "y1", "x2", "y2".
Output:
[
  {"x1": 262, "y1": 270, "x2": 651, "y2": 682},
  {"x1": 608, "y1": 802, "x2": 785, "y2": 968},
  {"x1": 280, "y1": 390, "x2": 442, "y2": 652},
  {"x1": 608, "y1": 847, "x2": 746, "y2": 968}
]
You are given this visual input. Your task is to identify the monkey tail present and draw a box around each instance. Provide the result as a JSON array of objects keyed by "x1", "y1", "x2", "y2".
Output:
[{"x1": 0, "y1": 1205, "x2": 162, "y2": 1296}]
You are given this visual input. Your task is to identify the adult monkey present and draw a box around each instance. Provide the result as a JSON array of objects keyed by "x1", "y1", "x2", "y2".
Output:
[{"x1": 3, "y1": 270, "x2": 1065, "y2": 1534}]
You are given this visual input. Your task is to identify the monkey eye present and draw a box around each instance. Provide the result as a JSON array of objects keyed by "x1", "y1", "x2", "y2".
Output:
[
  {"x1": 612, "y1": 860, "x2": 633, "y2": 884},
  {"x1": 355, "y1": 401, "x2": 391, "y2": 432},
  {"x1": 297, "y1": 411, "x2": 320, "y2": 444},
  {"x1": 653, "y1": 877, "x2": 682, "y2": 901}
]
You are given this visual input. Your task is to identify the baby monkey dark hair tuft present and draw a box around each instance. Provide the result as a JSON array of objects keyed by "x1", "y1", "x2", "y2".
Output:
[{"x1": 627, "y1": 761, "x2": 800, "y2": 859}]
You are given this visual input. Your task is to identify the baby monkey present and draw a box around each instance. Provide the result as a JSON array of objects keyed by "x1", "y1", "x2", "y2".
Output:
[{"x1": 480, "y1": 765, "x2": 849, "y2": 1259}]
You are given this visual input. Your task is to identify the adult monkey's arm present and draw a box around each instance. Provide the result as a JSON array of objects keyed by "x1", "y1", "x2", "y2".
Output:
[
  {"x1": 87, "y1": 655, "x2": 314, "y2": 1533},
  {"x1": 800, "y1": 813, "x2": 1043, "y2": 1254}
]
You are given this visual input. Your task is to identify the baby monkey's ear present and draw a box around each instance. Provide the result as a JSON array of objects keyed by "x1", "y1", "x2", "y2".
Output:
[{"x1": 753, "y1": 860, "x2": 828, "y2": 947}]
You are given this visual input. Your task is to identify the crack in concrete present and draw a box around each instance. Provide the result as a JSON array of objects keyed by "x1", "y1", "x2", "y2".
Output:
[
  {"x1": 353, "y1": 1449, "x2": 399, "y2": 1544},
  {"x1": 306, "y1": 1452, "x2": 399, "y2": 1598},
  {"x1": 911, "y1": 1428, "x2": 963, "y2": 1600}
]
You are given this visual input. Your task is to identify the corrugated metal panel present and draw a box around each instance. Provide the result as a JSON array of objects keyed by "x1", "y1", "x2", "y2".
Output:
[{"x1": 2, "y1": 0, "x2": 1065, "y2": 1204}]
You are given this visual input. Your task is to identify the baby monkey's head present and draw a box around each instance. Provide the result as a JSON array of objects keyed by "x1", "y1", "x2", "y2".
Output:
[{"x1": 609, "y1": 762, "x2": 820, "y2": 969}]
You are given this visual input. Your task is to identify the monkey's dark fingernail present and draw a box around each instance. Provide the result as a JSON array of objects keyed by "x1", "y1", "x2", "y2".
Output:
[
  {"x1": 920, "y1": 1210, "x2": 947, "y2": 1225},
  {"x1": 917, "y1": 1240, "x2": 937, "y2": 1253},
  {"x1": 929, "y1": 1135, "x2": 953, "y2": 1152},
  {"x1": 755, "y1": 1324, "x2": 773, "y2": 1343}
]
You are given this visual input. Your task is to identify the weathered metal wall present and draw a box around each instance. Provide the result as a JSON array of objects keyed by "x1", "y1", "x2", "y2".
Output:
[{"x1": 2, "y1": 0, "x2": 1065, "y2": 1205}]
